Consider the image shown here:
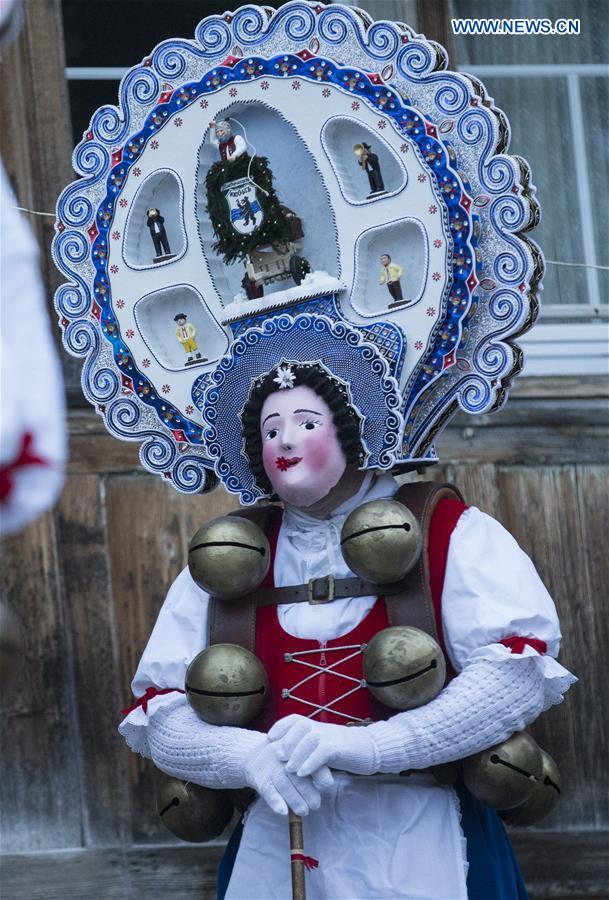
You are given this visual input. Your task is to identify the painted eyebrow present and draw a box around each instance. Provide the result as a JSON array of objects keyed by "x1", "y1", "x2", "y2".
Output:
[
  {"x1": 293, "y1": 408, "x2": 323, "y2": 415},
  {"x1": 262, "y1": 412, "x2": 280, "y2": 426}
]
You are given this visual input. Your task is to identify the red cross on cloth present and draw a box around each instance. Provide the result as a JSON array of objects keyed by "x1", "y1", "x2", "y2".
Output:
[{"x1": 0, "y1": 432, "x2": 47, "y2": 502}]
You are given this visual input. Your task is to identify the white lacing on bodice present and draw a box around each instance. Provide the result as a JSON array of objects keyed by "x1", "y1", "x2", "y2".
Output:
[{"x1": 281, "y1": 642, "x2": 369, "y2": 722}]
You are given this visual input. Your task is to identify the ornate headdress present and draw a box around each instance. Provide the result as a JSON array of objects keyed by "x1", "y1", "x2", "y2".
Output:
[{"x1": 53, "y1": 2, "x2": 541, "y2": 502}]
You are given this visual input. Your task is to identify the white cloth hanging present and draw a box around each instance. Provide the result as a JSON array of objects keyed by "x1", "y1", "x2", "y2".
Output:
[{"x1": 0, "y1": 161, "x2": 66, "y2": 536}]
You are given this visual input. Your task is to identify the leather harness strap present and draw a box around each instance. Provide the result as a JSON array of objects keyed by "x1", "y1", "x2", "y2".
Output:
[
  {"x1": 207, "y1": 482, "x2": 465, "y2": 652},
  {"x1": 253, "y1": 573, "x2": 417, "y2": 607},
  {"x1": 207, "y1": 505, "x2": 281, "y2": 653},
  {"x1": 385, "y1": 482, "x2": 464, "y2": 644}
]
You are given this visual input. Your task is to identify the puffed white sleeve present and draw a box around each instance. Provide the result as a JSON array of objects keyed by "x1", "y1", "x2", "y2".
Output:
[
  {"x1": 118, "y1": 566, "x2": 209, "y2": 757},
  {"x1": 231, "y1": 134, "x2": 247, "y2": 158},
  {"x1": 442, "y1": 507, "x2": 577, "y2": 710}
]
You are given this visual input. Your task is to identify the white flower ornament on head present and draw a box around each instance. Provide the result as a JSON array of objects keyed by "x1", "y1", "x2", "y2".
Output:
[{"x1": 273, "y1": 365, "x2": 296, "y2": 390}]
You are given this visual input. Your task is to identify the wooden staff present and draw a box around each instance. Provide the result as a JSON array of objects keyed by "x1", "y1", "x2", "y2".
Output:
[{"x1": 288, "y1": 811, "x2": 308, "y2": 900}]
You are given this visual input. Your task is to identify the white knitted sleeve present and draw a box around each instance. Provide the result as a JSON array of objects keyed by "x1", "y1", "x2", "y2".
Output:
[
  {"x1": 146, "y1": 695, "x2": 266, "y2": 788},
  {"x1": 441, "y1": 507, "x2": 576, "y2": 709},
  {"x1": 364, "y1": 507, "x2": 578, "y2": 774},
  {"x1": 118, "y1": 567, "x2": 210, "y2": 758},
  {"x1": 367, "y1": 656, "x2": 546, "y2": 773}
]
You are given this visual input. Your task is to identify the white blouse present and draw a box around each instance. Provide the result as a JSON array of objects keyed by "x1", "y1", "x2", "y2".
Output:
[{"x1": 119, "y1": 474, "x2": 575, "y2": 899}]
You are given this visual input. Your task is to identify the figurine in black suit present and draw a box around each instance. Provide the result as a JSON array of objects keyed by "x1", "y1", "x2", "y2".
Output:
[
  {"x1": 146, "y1": 207, "x2": 171, "y2": 260},
  {"x1": 353, "y1": 142, "x2": 386, "y2": 197}
]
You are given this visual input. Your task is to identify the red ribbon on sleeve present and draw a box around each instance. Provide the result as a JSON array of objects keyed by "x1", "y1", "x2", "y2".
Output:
[
  {"x1": 500, "y1": 636, "x2": 547, "y2": 655},
  {"x1": 290, "y1": 852, "x2": 319, "y2": 871},
  {"x1": 120, "y1": 685, "x2": 184, "y2": 716}
]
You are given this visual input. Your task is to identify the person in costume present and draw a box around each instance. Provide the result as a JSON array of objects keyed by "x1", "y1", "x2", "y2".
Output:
[
  {"x1": 210, "y1": 120, "x2": 247, "y2": 163},
  {"x1": 119, "y1": 362, "x2": 575, "y2": 900},
  {"x1": 379, "y1": 253, "x2": 404, "y2": 307}
]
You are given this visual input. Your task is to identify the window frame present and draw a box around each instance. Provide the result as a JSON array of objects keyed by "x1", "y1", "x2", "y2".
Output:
[{"x1": 458, "y1": 62, "x2": 608, "y2": 375}]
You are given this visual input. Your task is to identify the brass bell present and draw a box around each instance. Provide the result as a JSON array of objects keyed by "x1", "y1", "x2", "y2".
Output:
[
  {"x1": 185, "y1": 643, "x2": 269, "y2": 726},
  {"x1": 500, "y1": 749, "x2": 561, "y2": 826},
  {"x1": 156, "y1": 774, "x2": 233, "y2": 842},
  {"x1": 340, "y1": 499, "x2": 422, "y2": 584},
  {"x1": 188, "y1": 516, "x2": 270, "y2": 599},
  {"x1": 0, "y1": 601, "x2": 22, "y2": 687},
  {"x1": 462, "y1": 732, "x2": 543, "y2": 810},
  {"x1": 364, "y1": 626, "x2": 446, "y2": 710}
]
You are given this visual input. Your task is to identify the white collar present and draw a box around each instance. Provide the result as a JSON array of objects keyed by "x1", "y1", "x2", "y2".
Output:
[{"x1": 282, "y1": 471, "x2": 396, "y2": 536}]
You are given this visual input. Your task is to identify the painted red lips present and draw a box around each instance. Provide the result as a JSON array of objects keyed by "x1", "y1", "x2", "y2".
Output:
[{"x1": 276, "y1": 456, "x2": 302, "y2": 472}]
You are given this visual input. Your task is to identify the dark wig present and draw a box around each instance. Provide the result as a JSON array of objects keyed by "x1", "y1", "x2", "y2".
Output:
[{"x1": 241, "y1": 363, "x2": 364, "y2": 496}]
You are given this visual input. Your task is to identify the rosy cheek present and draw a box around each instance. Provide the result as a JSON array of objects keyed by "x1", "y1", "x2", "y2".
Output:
[{"x1": 302, "y1": 430, "x2": 331, "y2": 472}]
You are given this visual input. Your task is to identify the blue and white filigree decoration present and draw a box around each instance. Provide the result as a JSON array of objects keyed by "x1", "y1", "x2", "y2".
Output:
[
  {"x1": 52, "y1": 1, "x2": 541, "y2": 495},
  {"x1": 200, "y1": 314, "x2": 402, "y2": 504}
]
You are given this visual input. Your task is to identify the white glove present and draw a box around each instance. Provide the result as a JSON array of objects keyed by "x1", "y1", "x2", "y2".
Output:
[
  {"x1": 268, "y1": 715, "x2": 380, "y2": 777},
  {"x1": 243, "y1": 738, "x2": 334, "y2": 816},
  {"x1": 269, "y1": 658, "x2": 549, "y2": 777},
  {"x1": 146, "y1": 699, "x2": 333, "y2": 817}
]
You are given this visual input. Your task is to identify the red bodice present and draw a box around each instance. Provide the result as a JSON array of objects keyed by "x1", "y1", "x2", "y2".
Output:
[
  {"x1": 254, "y1": 599, "x2": 393, "y2": 731},
  {"x1": 253, "y1": 498, "x2": 468, "y2": 732}
]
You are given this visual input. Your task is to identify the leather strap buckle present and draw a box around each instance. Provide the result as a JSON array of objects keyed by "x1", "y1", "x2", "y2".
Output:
[{"x1": 307, "y1": 574, "x2": 335, "y2": 604}]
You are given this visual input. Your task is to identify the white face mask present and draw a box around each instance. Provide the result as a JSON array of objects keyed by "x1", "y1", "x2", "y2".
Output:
[{"x1": 260, "y1": 384, "x2": 347, "y2": 508}]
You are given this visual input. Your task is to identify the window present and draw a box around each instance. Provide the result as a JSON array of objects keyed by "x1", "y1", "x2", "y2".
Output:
[
  {"x1": 63, "y1": 0, "x2": 287, "y2": 143},
  {"x1": 451, "y1": 0, "x2": 608, "y2": 374}
]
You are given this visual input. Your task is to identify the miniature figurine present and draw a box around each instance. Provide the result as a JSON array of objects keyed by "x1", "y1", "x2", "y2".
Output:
[
  {"x1": 146, "y1": 208, "x2": 174, "y2": 262},
  {"x1": 379, "y1": 253, "x2": 404, "y2": 307},
  {"x1": 209, "y1": 120, "x2": 247, "y2": 163},
  {"x1": 353, "y1": 142, "x2": 386, "y2": 197},
  {"x1": 174, "y1": 313, "x2": 206, "y2": 365}
]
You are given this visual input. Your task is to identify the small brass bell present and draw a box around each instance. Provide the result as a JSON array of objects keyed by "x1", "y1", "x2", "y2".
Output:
[
  {"x1": 341, "y1": 500, "x2": 422, "y2": 584},
  {"x1": 462, "y1": 732, "x2": 543, "y2": 810},
  {"x1": 156, "y1": 775, "x2": 233, "y2": 842},
  {"x1": 185, "y1": 643, "x2": 269, "y2": 726},
  {"x1": 364, "y1": 626, "x2": 446, "y2": 710},
  {"x1": 500, "y1": 749, "x2": 561, "y2": 825},
  {"x1": 188, "y1": 516, "x2": 270, "y2": 599}
]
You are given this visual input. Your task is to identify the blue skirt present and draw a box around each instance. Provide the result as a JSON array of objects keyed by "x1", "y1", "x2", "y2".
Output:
[
  {"x1": 218, "y1": 783, "x2": 529, "y2": 900},
  {"x1": 455, "y1": 782, "x2": 529, "y2": 899}
]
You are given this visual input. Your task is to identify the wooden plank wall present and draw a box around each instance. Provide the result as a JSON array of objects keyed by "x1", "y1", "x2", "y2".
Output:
[
  {"x1": 1, "y1": 379, "x2": 608, "y2": 899},
  {"x1": 1, "y1": 3, "x2": 607, "y2": 896}
]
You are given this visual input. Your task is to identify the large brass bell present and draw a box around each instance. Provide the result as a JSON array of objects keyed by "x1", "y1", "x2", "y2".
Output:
[
  {"x1": 185, "y1": 643, "x2": 269, "y2": 726},
  {"x1": 500, "y1": 749, "x2": 561, "y2": 825},
  {"x1": 462, "y1": 732, "x2": 543, "y2": 810},
  {"x1": 340, "y1": 499, "x2": 422, "y2": 584},
  {"x1": 364, "y1": 626, "x2": 446, "y2": 710},
  {"x1": 156, "y1": 775, "x2": 233, "y2": 842},
  {"x1": 188, "y1": 516, "x2": 270, "y2": 599}
]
